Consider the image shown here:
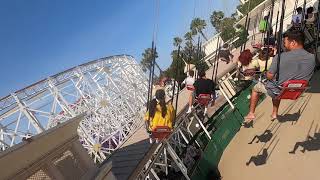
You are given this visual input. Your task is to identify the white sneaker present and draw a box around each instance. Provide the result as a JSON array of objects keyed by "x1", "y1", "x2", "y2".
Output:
[{"x1": 186, "y1": 106, "x2": 192, "y2": 114}]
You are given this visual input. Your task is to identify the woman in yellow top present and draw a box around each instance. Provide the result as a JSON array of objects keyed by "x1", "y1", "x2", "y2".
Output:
[
  {"x1": 145, "y1": 89, "x2": 175, "y2": 132},
  {"x1": 237, "y1": 48, "x2": 273, "y2": 80},
  {"x1": 251, "y1": 48, "x2": 273, "y2": 72}
]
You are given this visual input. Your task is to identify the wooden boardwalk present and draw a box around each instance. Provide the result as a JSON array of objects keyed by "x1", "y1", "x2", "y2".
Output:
[{"x1": 219, "y1": 71, "x2": 320, "y2": 180}]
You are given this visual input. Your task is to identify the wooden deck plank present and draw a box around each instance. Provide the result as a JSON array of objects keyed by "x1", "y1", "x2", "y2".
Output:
[{"x1": 219, "y1": 71, "x2": 320, "y2": 180}]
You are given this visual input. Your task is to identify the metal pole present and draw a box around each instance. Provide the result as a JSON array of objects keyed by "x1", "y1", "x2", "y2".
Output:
[
  {"x1": 276, "y1": 0, "x2": 286, "y2": 81},
  {"x1": 171, "y1": 46, "x2": 180, "y2": 102},
  {"x1": 212, "y1": 36, "x2": 220, "y2": 80},
  {"x1": 150, "y1": 46, "x2": 157, "y2": 102},
  {"x1": 275, "y1": 10, "x2": 280, "y2": 38},
  {"x1": 265, "y1": 0, "x2": 275, "y2": 72},
  {"x1": 241, "y1": 14, "x2": 249, "y2": 52},
  {"x1": 197, "y1": 36, "x2": 201, "y2": 62},
  {"x1": 315, "y1": 0, "x2": 320, "y2": 68},
  {"x1": 146, "y1": 43, "x2": 157, "y2": 132},
  {"x1": 301, "y1": 0, "x2": 307, "y2": 30},
  {"x1": 146, "y1": 41, "x2": 155, "y2": 110},
  {"x1": 293, "y1": 0, "x2": 298, "y2": 15},
  {"x1": 214, "y1": 51, "x2": 220, "y2": 83},
  {"x1": 174, "y1": 46, "x2": 181, "y2": 125},
  {"x1": 243, "y1": 18, "x2": 251, "y2": 50}
]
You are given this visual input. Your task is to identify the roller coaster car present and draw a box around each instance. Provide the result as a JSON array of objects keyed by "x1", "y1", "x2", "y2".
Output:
[
  {"x1": 151, "y1": 126, "x2": 172, "y2": 141},
  {"x1": 276, "y1": 80, "x2": 309, "y2": 100}
]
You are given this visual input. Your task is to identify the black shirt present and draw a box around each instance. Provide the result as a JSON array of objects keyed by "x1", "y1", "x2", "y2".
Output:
[{"x1": 193, "y1": 78, "x2": 215, "y2": 97}]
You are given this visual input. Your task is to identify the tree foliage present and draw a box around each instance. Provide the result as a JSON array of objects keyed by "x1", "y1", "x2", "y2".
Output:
[
  {"x1": 173, "y1": 37, "x2": 183, "y2": 47},
  {"x1": 184, "y1": 31, "x2": 194, "y2": 42},
  {"x1": 210, "y1": 10, "x2": 248, "y2": 46},
  {"x1": 190, "y1": 18, "x2": 208, "y2": 41},
  {"x1": 237, "y1": 0, "x2": 265, "y2": 15},
  {"x1": 233, "y1": 25, "x2": 249, "y2": 48},
  {"x1": 166, "y1": 50, "x2": 186, "y2": 83},
  {"x1": 219, "y1": 17, "x2": 237, "y2": 41},
  {"x1": 210, "y1": 11, "x2": 225, "y2": 32},
  {"x1": 162, "y1": 37, "x2": 209, "y2": 85},
  {"x1": 140, "y1": 48, "x2": 158, "y2": 72}
]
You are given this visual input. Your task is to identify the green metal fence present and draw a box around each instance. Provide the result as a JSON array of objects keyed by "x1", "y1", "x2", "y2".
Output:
[{"x1": 190, "y1": 82, "x2": 265, "y2": 179}]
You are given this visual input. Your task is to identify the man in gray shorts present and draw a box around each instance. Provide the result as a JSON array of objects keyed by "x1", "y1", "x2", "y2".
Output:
[{"x1": 245, "y1": 30, "x2": 315, "y2": 122}]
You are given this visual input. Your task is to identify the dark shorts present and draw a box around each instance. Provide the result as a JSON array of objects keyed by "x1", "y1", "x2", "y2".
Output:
[{"x1": 253, "y1": 82, "x2": 279, "y2": 99}]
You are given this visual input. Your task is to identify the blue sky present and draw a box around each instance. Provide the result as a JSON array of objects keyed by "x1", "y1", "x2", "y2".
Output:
[{"x1": 0, "y1": 0, "x2": 239, "y2": 97}]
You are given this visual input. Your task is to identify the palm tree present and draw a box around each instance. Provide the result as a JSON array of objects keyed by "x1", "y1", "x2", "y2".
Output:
[
  {"x1": 183, "y1": 32, "x2": 195, "y2": 64},
  {"x1": 190, "y1": 18, "x2": 208, "y2": 41},
  {"x1": 184, "y1": 31, "x2": 194, "y2": 42},
  {"x1": 173, "y1": 37, "x2": 183, "y2": 48},
  {"x1": 210, "y1": 11, "x2": 224, "y2": 32},
  {"x1": 141, "y1": 48, "x2": 161, "y2": 72}
]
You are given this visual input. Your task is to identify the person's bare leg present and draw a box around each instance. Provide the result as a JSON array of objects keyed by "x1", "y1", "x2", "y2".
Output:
[
  {"x1": 187, "y1": 91, "x2": 193, "y2": 113},
  {"x1": 271, "y1": 98, "x2": 281, "y2": 119},
  {"x1": 189, "y1": 91, "x2": 193, "y2": 107},
  {"x1": 245, "y1": 90, "x2": 260, "y2": 121}
]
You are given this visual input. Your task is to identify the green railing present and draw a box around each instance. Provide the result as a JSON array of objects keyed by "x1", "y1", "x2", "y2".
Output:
[{"x1": 189, "y1": 82, "x2": 266, "y2": 179}]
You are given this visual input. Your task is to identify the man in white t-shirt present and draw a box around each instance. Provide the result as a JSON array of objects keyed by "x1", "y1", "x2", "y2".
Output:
[{"x1": 182, "y1": 70, "x2": 195, "y2": 113}]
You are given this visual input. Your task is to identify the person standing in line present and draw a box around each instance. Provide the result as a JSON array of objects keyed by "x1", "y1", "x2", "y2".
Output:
[
  {"x1": 183, "y1": 70, "x2": 196, "y2": 114},
  {"x1": 219, "y1": 43, "x2": 234, "y2": 64}
]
